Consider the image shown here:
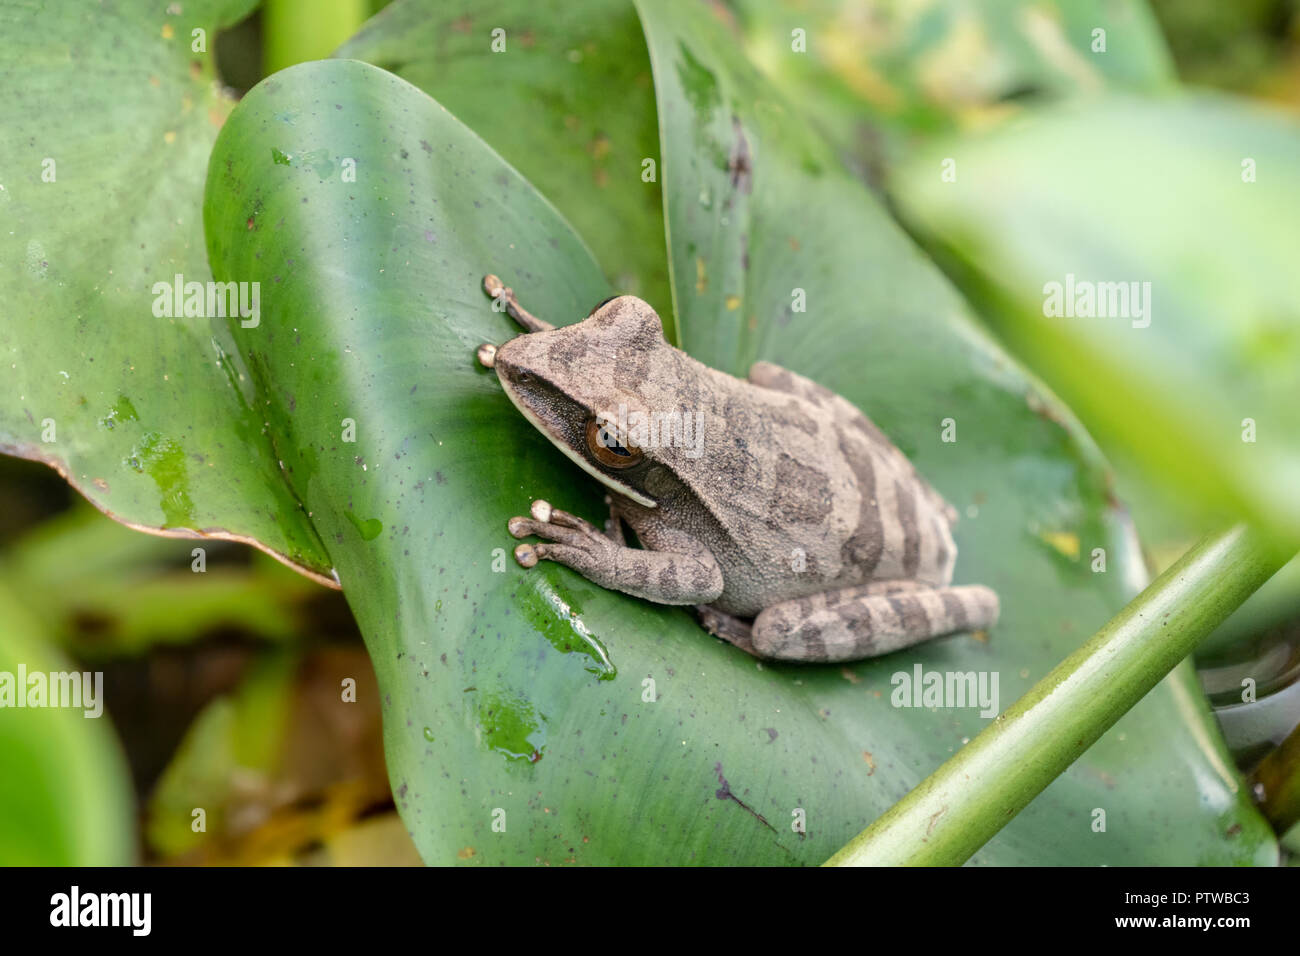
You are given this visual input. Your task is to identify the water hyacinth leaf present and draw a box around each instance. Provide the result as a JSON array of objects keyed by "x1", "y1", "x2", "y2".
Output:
[
  {"x1": 207, "y1": 58, "x2": 851, "y2": 864},
  {"x1": 0, "y1": 0, "x2": 334, "y2": 583},
  {"x1": 634, "y1": 0, "x2": 1273, "y2": 863}
]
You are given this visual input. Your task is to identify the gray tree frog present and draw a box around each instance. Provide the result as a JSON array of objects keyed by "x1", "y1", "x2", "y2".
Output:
[{"x1": 476, "y1": 275, "x2": 999, "y2": 663}]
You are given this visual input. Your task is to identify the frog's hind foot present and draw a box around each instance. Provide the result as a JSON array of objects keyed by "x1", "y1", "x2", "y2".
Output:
[{"x1": 696, "y1": 605, "x2": 760, "y2": 658}]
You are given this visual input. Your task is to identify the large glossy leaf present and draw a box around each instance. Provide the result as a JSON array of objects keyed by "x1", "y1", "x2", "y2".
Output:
[
  {"x1": 634, "y1": 0, "x2": 1273, "y2": 863},
  {"x1": 0, "y1": 0, "x2": 334, "y2": 583},
  {"x1": 0, "y1": 581, "x2": 135, "y2": 864},
  {"x1": 336, "y1": 0, "x2": 672, "y2": 330},
  {"x1": 889, "y1": 94, "x2": 1300, "y2": 543}
]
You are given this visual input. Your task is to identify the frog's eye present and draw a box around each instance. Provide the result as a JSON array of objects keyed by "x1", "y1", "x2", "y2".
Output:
[{"x1": 585, "y1": 417, "x2": 644, "y2": 469}]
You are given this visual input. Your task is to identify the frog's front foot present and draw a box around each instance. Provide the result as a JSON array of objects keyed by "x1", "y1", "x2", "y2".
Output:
[
  {"x1": 482, "y1": 274, "x2": 555, "y2": 333},
  {"x1": 507, "y1": 499, "x2": 617, "y2": 569},
  {"x1": 505, "y1": 499, "x2": 725, "y2": 607}
]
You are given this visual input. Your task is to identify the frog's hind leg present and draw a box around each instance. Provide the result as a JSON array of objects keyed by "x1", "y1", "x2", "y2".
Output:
[{"x1": 751, "y1": 581, "x2": 999, "y2": 663}]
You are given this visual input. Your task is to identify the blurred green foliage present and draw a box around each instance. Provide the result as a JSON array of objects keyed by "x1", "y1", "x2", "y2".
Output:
[
  {"x1": 1152, "y1": 0, "x2": 1300, "y2": 96},
  {"x1": 0, "y1": 580, "x2": 135, "y2": 864}
]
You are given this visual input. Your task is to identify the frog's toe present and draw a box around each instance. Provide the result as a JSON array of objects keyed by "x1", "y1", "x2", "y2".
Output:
[
  {"x1": 518, "y1": 500, "x2": 605, "y2": 538},
  {"x1": 544, "y1": 506, "x2": 604, "y2": 537},
  {"x1": 507, "y1": 516, "x2": 591, "y2": 548}
]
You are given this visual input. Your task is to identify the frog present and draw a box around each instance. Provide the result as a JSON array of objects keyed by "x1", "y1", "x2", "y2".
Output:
[{"x1": 475, "y1": 274, "x2": 999, "y2": 663}]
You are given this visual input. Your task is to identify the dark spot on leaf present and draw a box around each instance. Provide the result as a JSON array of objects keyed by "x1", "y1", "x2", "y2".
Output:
[{"x1": 727, "y1": 115, "x2": 753, "y2": 193}]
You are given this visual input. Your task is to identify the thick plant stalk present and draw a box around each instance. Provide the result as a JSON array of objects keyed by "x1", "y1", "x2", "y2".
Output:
[
  {"x1": 263, "y1": 0, "x2": 368, "y2": 75},
  {"x1": 826, "y1": 525, "x2": 1293, "y2": 866}
]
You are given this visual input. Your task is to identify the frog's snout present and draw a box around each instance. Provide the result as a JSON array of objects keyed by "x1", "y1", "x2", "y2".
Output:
[
  {"x1": 492, "y1": 350, "x2": 532, "y2": 387},
  {"x1": 486, "y1": 336, "x2": 531, "y2": 381}
]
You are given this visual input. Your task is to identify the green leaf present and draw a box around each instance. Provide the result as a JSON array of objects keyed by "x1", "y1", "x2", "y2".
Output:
[
  {"x1": 0, "y1": 581, "x2": 135, "y2": 864},
  {"x1": 337, "y1": 0, "x2": 673, "y2": 334},
  {"x1": 635, "y1": 0, "x2": 1272, "y2": 863},
  {"x1": 889, "y1": 93, "x2": 1300, "y2": 543},
  {"x1": 0, "y1": 0, "x2": 333, "y2": 584}
]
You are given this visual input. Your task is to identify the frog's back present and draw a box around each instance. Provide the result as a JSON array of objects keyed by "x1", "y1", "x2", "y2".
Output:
[{"x1": 676, "y1": 358, "x2": 959, "y2": 617}]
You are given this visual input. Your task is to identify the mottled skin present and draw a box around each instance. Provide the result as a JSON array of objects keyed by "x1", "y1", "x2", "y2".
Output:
[{"x1": 480, "y1": 276, "x2": 999, "y2": 662}]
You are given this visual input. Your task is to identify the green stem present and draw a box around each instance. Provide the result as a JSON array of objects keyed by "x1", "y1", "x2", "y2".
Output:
[
  {"x1": 262, "y1": 0, "x2": 368, "y2": 76},
  {"x1": 825, "y1": 525, "x2": 1293, "y2": 866}
]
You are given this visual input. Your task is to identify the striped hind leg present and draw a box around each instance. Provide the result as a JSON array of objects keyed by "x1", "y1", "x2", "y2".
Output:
[{"x1": 750, "y1": 581, "x2": 999, "y2": 663}]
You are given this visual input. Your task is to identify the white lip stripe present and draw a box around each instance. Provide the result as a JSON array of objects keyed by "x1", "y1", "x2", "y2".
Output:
[{"x1": 499, "y1": 377, "x2": 658, "y2": 509}]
